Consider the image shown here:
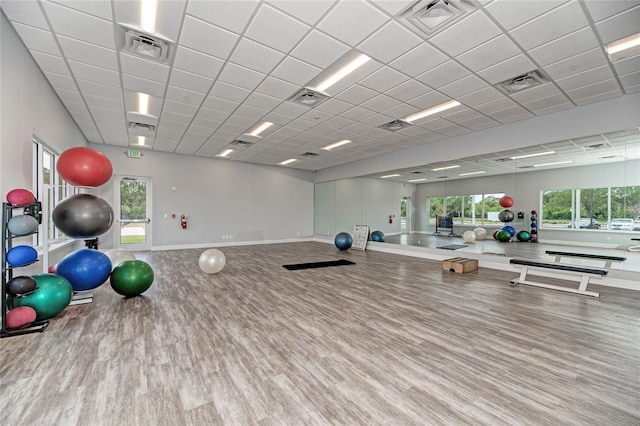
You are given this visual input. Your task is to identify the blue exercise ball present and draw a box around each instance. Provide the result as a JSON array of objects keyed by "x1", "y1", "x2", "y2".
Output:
[
  {"x1": 56, "y1": 249, "x2": 112, "y2": 291},
  {"x1": 371, "y1": 230, "x2": 385, "y2": 242},
  {"x1": 501, "y1": 225, "x2": 516, "y2": 237},
  {"x1": 334, "y1": 232, "x2": 353, "y2": 250},
  {"x1": 6, "y1": 245, "x2": 38, "y2": 267}
]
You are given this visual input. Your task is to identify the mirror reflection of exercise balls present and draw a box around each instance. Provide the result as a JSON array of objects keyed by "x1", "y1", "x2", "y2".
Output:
[
  {"x1": 501, "y1": 225, "x2": 516, "y2": 237},
  {"x1": 334, "y1": 232, "x2": 353, "y2": 251},
  {"x1": 371, "y1": 230, "x2": 385, "y2": 242},
  {"x1": 517, "y1": 230, "x2": 532, "y2": 242},
  {"x1": 7, "y1": 214, "x2": 39, "y2": 236},
  {"x1": 199, "y1": 249, "x2": 226, "y2": 274},
  {"x1": 462, "y1": 230, "x2": 476, "y2": 243},
  {"x1": 52, "y1": 194, "x2": 114, "y2": 238},
  {"x1": 104, "y1": 249, "x2": 136, "y2": 270},
  {"x1": 499, "y1": 195, "x2": 514, "y2": 208},
  {"x1": 496, "y1": 230, "x2": 512, "y2": 242},
  {"x1": 473, "y1": 227, "x2": 487, "y2": 241},
  {"x1": 12, "y1": 274, "x2": 73, "y2": 321},
  {"x1": 498, "y1": 209, "x2": 515, "y2": 223}
]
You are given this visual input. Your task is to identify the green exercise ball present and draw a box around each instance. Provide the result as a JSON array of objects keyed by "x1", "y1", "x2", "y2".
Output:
[
  {"x1": 516, "y1": 230, "x2": 532, "y2": 242},
  {"x1": 110, "y1": 260, "x2": 154, "y2": 297},
  {"x1": 12, "y1": 274, "x2": 73, "y2": 321},
  {"x1": 496, "y1": 230, "x2": 511, "y2": 242}
]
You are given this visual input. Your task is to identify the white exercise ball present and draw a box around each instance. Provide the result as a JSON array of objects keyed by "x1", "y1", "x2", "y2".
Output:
[
  {"x1": 104, "y1": 249, "x2": 136, "y2": 270},
  {"x1": 473, "y1": 227, "x2": 488, "y2": 241},
  {"x1": 199, "y1": 249, "x2": 226, "y2": 274},
  {"x1": 463, "y1": 230, "x2": 476, "y2": 243}
]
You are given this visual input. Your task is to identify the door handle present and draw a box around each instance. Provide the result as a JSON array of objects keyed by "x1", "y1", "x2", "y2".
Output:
[{"x1": 147, "y1": 218, "x2": 151, "y2": 224}]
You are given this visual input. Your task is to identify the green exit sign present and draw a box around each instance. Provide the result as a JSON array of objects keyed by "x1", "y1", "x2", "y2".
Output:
[{"x1": 127, "y1": 149, "x2": 142, "y2": 158}]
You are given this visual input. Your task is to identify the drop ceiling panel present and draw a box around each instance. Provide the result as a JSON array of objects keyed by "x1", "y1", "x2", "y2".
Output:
[
  {"x1": 385, "y1": 79, "x2": 431, "y2": 102},
  {"x1": 243, "y1": 92, "x2": 282, "y2": 111},
  {"x1": 202, "y1": 96, "x2": 240, "y2": 114},
  {"x1": 334, "y1": 84, "x2": 379, "y2": 104},
  {"x1": 359, "y1": 66, "x2": 408, "y2": 92},
  {"x1": 555, "y1": 65, "x2": 616, "y2": 92},
  {"x1": 180, "y1": 16, "x2": 239, "y2": 59},
  {"x1": 429, "y1": 11, "x2": 502, "y2": 57},
  {"x1": 42, "y1": 1, "x2": 115, "y2": 49},
  {"x1": 290, "y1": 30, "x2": 349, "y2": 69},
  {"x1": 439, "y1": 75, "x2": 488, "y2": 98},
  {"x1": 613, "y1": 54, "x2": 640, "y2": 77},
  {"x1": 566, "y1": 79, "x2": 622, "y2": 101},
  {"x1": 268, "y1": 1, "x2": 337, "y2": 26},
  {"x1": 11, "y1": 22, "x2": 61, "y2": 55},
  {"x1": 583, "y1": 0, "x2": 639, "y2": 22},
  {"x1": 76, "y1": 79, "x2": 122, "y2": 101},
  {"x1": 57, "y1": 35, "x2": 118, "y2": 70},
  {"x1": 121, "y1": 74, "x2": 166, "y2": 98},
  {"x1": 455, "y1": 35, "x2": 521, "y2": 72},
  {"x1": 173, "y1": 47, "x2": 224, "y2": 79},
  {"x1": 166, "y1": 86, "x2": 206, "y2": 107},
  {"x1": 168, "y1": 69, "x2": 213, "y2": 94},
  {"x1": 229, "y1": 38, "x2": 286, "y2": 74},
  {"x1": 29, "y1": 51, "x2": 69, "y2": 74},
  {"x1": 315, "y1": 98, "x2": 354, "y2": 115},
  {"x1": 543, "y1": 48, "x2": 608, "y2": 81},
  {"x1": 210, "y1": 81, "x2": 251, "y2": 103},
  {"x1": 594, "y1": 5, "x2": 640, "y2": 44},
  {"x1": 389, "y1": 43, "x2": 449, "y2": 77},
  {"x1": 484, "y1": 0, "x2": 568, "y2": 31},
  {"x1": 271, "y1": 56, "x2": 322, "y2": 86},
  {"x1": 416, "y1": 61, "x2": 470, "y2": 88},
  {"x1": 68, "y1": 60, "x2": 120, "y2": 86},
  {"x1": 457, "y1": 86, "x2": 504, "y2": 107},
  {"x1": 358, "y1": 21, "x2": 422, "y2": 64},
  {"x1": 255, "y1": 76, "x2": 300, "y2": 98},
  {"x1": 407, "y1": 91, "x2": 451, "y2": 110},
  {"x1": 528, "y1": 27, "x2": 600, "y2": 67},
  {"x1": 43, "y1": 72, "x2": 76, "y2": 91},
  {"x1": 218, "y1": 63, "x2": 266, "y2": 91},
  {"x1": 317, "y1": 0, "x2": 388, "y2": 46},
  {"x1": 477, "y1": 54, "x2": 536, "y2": 85},
  {"x1": 245, "y1": 4, "x2": 310, "y2": 53},
  {"x1": 186, "y1": 0, "x2": 259, "y2": 34}
]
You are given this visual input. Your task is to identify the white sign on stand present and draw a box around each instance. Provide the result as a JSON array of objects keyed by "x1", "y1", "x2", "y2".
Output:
[{"x1": 352, "y1": 225, "x2": 369, "y2": 250}]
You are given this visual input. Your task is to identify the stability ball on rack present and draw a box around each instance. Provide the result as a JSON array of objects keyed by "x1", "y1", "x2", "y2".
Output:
[
  {"x1": 12, "y1": 274, "x2": 73, "y2": 321},
  {"x1": 6, "y1": 276, "x2": 37, "y2": 296},
  {"x1": 56, "y1": 249, "x2": 112, "y2": 291},
  {"x1": 6, "y1": 188, "x2": 35, "y2": 206},
  {"x1": 6, "y1": 245, "x2": 38, "y2": 267},
  {"x1": 56, "y1": 147, "x2": 113, "y2": 187},
  {"x1": 498, "y1": 209, "x2": 515, "y2": 223},
  {"x1": 7, "y1": 215, "x2": 39, "y2": 236},
  {"x1": 499, "y1": 196, "x2": 514, "y2": 208},
  {"x1": 5, "y1": 306, "x2": 37, "y2": 329},
  {"x1": 52, "y1": 194, "x2": 114, "y2": 238}
]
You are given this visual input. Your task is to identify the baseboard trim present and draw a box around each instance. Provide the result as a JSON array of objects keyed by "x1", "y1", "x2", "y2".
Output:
[{"x1": 151, "y1": 237, "x2": 313, "y2": 251}]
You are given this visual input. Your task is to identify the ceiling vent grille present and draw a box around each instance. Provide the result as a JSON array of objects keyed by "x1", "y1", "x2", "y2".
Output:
[
  {"x1": 289, "y1": 88, "x2": 330, "y2": 107},
  {"x1": 494, "y1": 157, "x2": 512, "y2": 163},
  {"x1": 496, "y1": 70, "x2": 549, "y2": 95},
  {"x1": 379, "y1": 120, "x2": 413, "y2": 132},
  {"x1": 230, "y1": 140, "x2": 254, "y2": 150},
  {"x1": 584, "y1": 143, "x2": 606, "y2": 150},
  {"x1": 122, "y1": 28, "x2": 170, "y2": 62},
  {"x1": 300, "y1": 152, "x2": 320, "y2": 158},
  {"x1": 129, "y1": 122, "x2": 155, "y2": 132},
  {"x1": 411, "y1": 171, "x2": 423, "y2": 174},
  {"x1": 518, "y1": 165, "x2": 534, "y2": 169},
  {"x1": 400, "y1": 0, "x2": 476, "y2": 37}
]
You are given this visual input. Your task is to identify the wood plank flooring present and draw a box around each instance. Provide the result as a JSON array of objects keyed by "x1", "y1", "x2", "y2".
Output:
[{"x1": 1, "y1": 242, "x2": 639, "y2": 425}]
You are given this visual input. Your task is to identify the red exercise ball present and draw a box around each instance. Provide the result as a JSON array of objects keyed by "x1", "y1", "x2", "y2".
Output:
[
  {"x1": 492, "y1": 229, "x2": 500, "y2": 240},
  {"x1": 6, "y1": 188, "x2": 35, "y2": 206},
  {"x1": 6, "y1": 306, "x2": 37, "y2": 329},
  {"x1": 499, "y1": 195, "x2": 514, "y2": 208},
  {"x1": 56, "y1": 147, "x2": 113, "y2": 187}
]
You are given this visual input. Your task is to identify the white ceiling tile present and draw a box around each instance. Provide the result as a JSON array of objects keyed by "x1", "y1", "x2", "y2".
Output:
[
  {"x1": 196, "y1": 107, "x2": 231, "y2": 122},
  {"x1": 166, "y1": 86, "x2": 206, "y2": 107},
  {"x1": 1, "y1": 0, "x2": 49, "y2": 28},
  {"x1": 210, "y1": 81, "x2": 251, "y2": 103},
  {"x1": 369, "y1": 0, "x2": 414, "y2": 16},
  {"x1": 385, "y1": 79, "x2": 431, "y2": 102},
  {"x1": 29, "y1": 51, "x2": 68, "y2": 74},
  {"x1": 57, "y1": 35, "x2": 118, "y2": 70},
  {"x1": 84, "y1": 94, "x2": 124, "y2": 111},
  {"x1": 173, "y1": 46, "x2": 224, "y2": 79},
  {"x1": 543, "y1": 48, "x2": 608, "y2": 81},
  {"x1": 290, "y1": 30, "x2": 349, "y2": 69},
  {"x1": 42, "y1": 1, "x2": 115, "y2": 49},
  {"x1": 272, "y1": 101, "x2": 310, "y2": 118},
  {"x1": 490, "y1": 107, "x2": 534, "y2": 123},
  {"x1": 186, "y1": 0, "x2": 259, "y2": 34},
  {"x1": 484, "y1": 0, "x2": 569, "y2": 31},
  {"x1": 457, "y1": 86, "x2": 504, "y2": 107},
  {"x1": 317, "y1": 0, "x2": 388, "y2": 46},
  {"x1": 169, "y1": 69, "x2": 214, "y2": 94},
  {"x1": 384, "y1": 103, "x2": 418, "y2": 119},
  {"x1": 180, "y1": 15, "x2": 239, "y2": 59},
  {"x1": 477, "y1": 54, "x2": 536, "y2": 85},
  {"x1": 473, "y1": 97, "x2": 519, "y2": 114},
  {"x1": 229, "y1": 38, "x2": 286, "y2": 74},
  {"x1": 11, "y1": 22, "x2": 60, "y2": 55},
  {"x1": 389, "y1": 43, "x2": 448, "y2": 77},
  {"x1": 358, "y1": 21, "x2": 422, "y2": 64},
  {"x1": 407, "y1": 91, "x2": 451, "y2": 109},
  {"x1": 416, "y1": 61, "x2": 469, "y2": 88},
  {"x1": 48, "y1": 0, "x2": 113, "y2": 20},
  {"x1": 341, "y1": 106, "x2": 376, "y2": 121},
  {"x1": 245, "y1": 4, "x2": 310, "y2": 53},
  {"x1": 359, "y1": 66, "x2": 408, "y2": 92},
  {"x1": 575, "y1": 90, "x2": 629, "y2": 105},
  {"x1": 527, "y1": 27, "x2": 600, "y2": 67},
  {"x1": 287, "y1": 118, "x2": 318, "y2": 131},
  {"x1": 619, "y1": 70, "x2": 640, "y2": 89},
  {"x1": 439, "y1": 75, "x2": 488, "y2": 98},
  {"x1": 271, "y1": 56, "x2": 322, "y2": 86},
  {"x1": 430, "y1": 11, "x2": 502, "y2": 57},
  {"x1": 122, "y1": 74, "x2": 166, "y2": 98},
  {"x1": 510, "y1": 82, "x2": 564, "y2": 104},
  {"x1": 225, "y1": 115, "x2": 257, "y2": 129},
  {"x1": 566, "y1": 79, "x2": 622, "y2": 101},
  {"x1": 323, "y1": 115, "x2": 356, "y2": 129},
  {"x1": 523, "y1": 96, "x2": 574, "y2": 115},
  {"x1": 76, "y1": 79, "x2": 122, "y2": 101},
  {"x1": 359, "y1": 111, "x2": 393, "y2": 126},
  {"x1": 262, "y1": 111, "x2": 296, "y2": 126},
  {"x1": 334, "y1": 84, "x2": 379, "y2": 104},
  {"x1": 509, "y1": 2, "x2": 590, "y2": 50},
  {"x1": 456, "y1": 35, "x2": 521, "y2": 72},
  {"x1": 43, "y1": 71, "x2": 76, "y2": 91},
  {"x1": 244, "y1": 92, "x2": 282, "y2": 111},
  {"x1": 613, "y1": 52, "x2": 640, "y2": 76},
  {"x1": 218, "y1": 63, "x2": 266, "y2": 90},
  {"x1": 120, "y1": 53, "x2": 170, "y2": 83},
  {"x1": 269, "y1": 1, "x2": 337, "y2": 25},
  {"x1": 594, "y1": 5, "x2": 640, "y2": 44},
  {"x1": 255, "y1": 76, "x2": 300, "y2": 98},
  {"x1": 315, "y1": 98, "x2": 354, "y2": 115},
  {"x1": 68, "y1": 60, "x2": 119, "y2": 86},
  {"x1": 161, "y1": 110, "x2": 195, "y2": 125},
  {"x1": 584, "y1": 0, "x2": 639, "y2": 22},
  {"x1": 555, "y1": 65, "x2": 616, "y2": 92},
  {"x1": 360, "y1": 94, "x2": 401, "y2": 112}
]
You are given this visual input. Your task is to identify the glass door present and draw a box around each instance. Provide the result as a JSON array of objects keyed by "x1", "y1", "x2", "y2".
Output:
[{"x1": 114, "y1": 176, "x2": 152, "y2": 251}]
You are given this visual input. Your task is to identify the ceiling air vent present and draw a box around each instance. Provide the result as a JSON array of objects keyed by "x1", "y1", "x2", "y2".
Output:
[
  {"x1": 493, "y1": 157, "x2": 511, "y2": 163},
  {"x1": 230, "y1": 140, "x2": 254, "y2": 150},
  {"x1": 518, "y1": 165, "x2": 534, "y2": 169},
  {"x1": 289, "y1": 88, "x2": 330, "y2": 107},
  {"x1": 122, "y1": 27, "x2": 170, "y2": 62},
  {"x1": 400, "y1": 0, "x2": 476, "y2": 37},
  {"x1": 600, "y1": 155, "x2": 618, "y2": 159},
  {"x1": 585, "y1": 143, "x2": 606, "y2": 150},
  {"x1": 300, "y1": 152, "x2": 320, "y2": 158},
  {"x1": 129, "y1": 122, "x2": 155, "y2": 132},
  {"x1": 379, "y1": 120, "x2": 413, "y2": 132},
  {"x1": 496, "y1": 70, "x2": 549, "y2": 95},
  {"x1": 411, "y1": 171, "x2": 423, "y2": 174}
]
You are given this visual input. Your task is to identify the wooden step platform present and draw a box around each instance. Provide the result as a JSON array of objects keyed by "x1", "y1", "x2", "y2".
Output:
[{"x1": 442, "y1": 257, "x2": 478, "y2": 273}]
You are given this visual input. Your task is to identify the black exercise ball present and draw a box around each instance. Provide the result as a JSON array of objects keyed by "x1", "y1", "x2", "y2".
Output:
[
  {"x1": 52, "y1": 194, "x2": 114, "y2": 238},
  {"x1": 7, "y1": 276, "x2": 37, "y2": 296},
  {"x1": 498, "y1": 209, "x2": 515, "y2": 223}
]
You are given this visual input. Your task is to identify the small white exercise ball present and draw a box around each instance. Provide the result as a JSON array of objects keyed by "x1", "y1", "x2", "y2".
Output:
[
  {"x1": 199, "y1": 249, "x2": 226, "y2": 274},
  {"x1": 463, "y1": 230, "x2": 476, "y2": 243},
  {"x1": 104, "y1": 249, "x2": 136, "y2": 270},
  {"x1": 473, "y1": 227, "x2": 488, "y2": 241}
]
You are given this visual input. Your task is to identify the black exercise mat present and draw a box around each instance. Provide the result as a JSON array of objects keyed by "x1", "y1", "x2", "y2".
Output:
[
  {"x1": 283, "y1": 259, "x2": 356, "y2": 270},
  {"x1": 437, "y1": 244, "x2": 468, "y2": 250}
]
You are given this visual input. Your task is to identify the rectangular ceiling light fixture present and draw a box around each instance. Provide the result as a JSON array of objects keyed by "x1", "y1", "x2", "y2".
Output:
[
  {"x1": 510, "y1": 150, "x2": 555, "y2": 160},
  {"x1": 216, "y1": 149, "x2": 234, "y2": 158},
  {"x1": 322, "y1": 139, "x2": 351, "y2": 150},
  {"x1": 404, "y1": 100, "x2": 461, "y2": 123},
  {"x1": 408, "y1": 178, "x2": 427, "y2": 182},
  {"x1": 138, "y1": 93, "x2": 149, "y2": 115},
  {"x1": 279, "y1": 158, "x2": 298, "y2": 166},
  {"x1": 431, "y1": 165, "x2": 459, "y2": 171},
  {"x1": 314, "y1": 53, "x2": 370, "y2": 93},
  {"x1": 459, "y1": 171, "x2": 485, "y2": 176},
  {"x1": 140, "y1": 0, "x2": 158, "y2": 33},
  {"x1": 533, "y1": 160, "x2": 572, "y2": 168},
  {"x1": 381, "y1": 174, "x2": 401, "y2": 178},
  {"x1": 606, "y1": 32, "x2": 640, "y2": 60},
  {"x1": 248, "y1": 121, "x2": 273, "y2": 137},
  {"x1": 137, "y1": 136, "x2": 146, "y2": 146}
]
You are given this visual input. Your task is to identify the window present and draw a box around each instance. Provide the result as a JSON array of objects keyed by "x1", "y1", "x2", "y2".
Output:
[{"x1": 32, "y1": 139, "x2": 75, "y2": 245}]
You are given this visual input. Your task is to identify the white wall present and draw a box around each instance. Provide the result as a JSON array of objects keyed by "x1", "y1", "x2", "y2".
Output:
[
  {"x1": 314, "y1": 178, "x2": 415, "y2": 237},
  {"x1": 90, "y1": 144, "x2": 315, "y2": 250},
  {"x1": 0, "y1": 12, "x2": 86, "y2": 196}
]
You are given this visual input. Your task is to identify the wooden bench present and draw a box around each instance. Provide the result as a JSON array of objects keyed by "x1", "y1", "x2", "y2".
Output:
[
  {"x1": 509, "y1": 259, "x2": 607, "y2": 297},
  {"x1": 545, "y1": 250, "x2": 626, "y2": 268}
]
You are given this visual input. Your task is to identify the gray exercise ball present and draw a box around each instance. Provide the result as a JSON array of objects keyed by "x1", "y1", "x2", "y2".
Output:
[
  {"x1": 7, "y1": 214, "x2": 39, "y2": 236},
  {"x1": 52, "y1": 194, "x2": 114, "y2": 238},
  {"x1": 498, "y1": 209, "x2": 515, "y2": 223}
]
